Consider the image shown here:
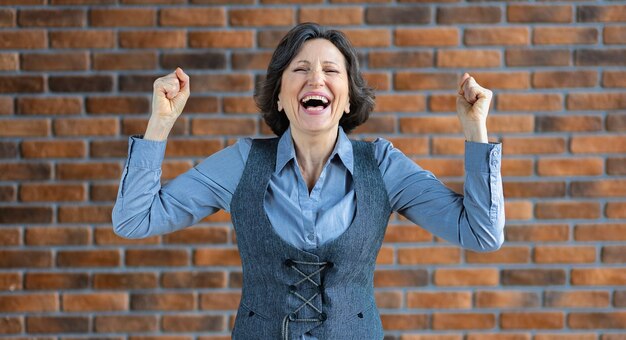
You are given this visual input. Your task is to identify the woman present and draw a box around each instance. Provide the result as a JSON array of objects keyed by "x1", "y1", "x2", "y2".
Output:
[{"x1": 112, "y1": 23, "x2": 504, "y2": 340}]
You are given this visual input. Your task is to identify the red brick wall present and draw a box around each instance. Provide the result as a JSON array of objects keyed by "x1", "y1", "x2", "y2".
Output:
[{"x1": 0, "y1": 0, "x2": 625, "y2": 338}]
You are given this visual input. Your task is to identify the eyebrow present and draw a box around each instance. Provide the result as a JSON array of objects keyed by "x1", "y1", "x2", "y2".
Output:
[{"x1": 295, "y1": 60, "x2": 339, "y2": 66}]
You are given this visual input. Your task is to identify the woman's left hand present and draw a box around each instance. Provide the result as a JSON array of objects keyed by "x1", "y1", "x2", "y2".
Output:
[{"x1": 456, "y1": 72, "x2": 492, "y2": 143}]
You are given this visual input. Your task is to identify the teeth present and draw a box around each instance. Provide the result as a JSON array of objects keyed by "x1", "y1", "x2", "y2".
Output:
[{"x1": 301, "y1": 95, "x2": 329, "y2": 104}]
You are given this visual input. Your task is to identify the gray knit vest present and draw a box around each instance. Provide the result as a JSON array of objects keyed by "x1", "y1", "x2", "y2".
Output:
[{"x1": 230, "y1": 137, "x2": 392, "y2": 340}]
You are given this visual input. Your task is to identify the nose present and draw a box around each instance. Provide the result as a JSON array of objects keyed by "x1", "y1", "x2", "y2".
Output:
[{"x1": 307, "y1": 68, "x2": 324, "y2": 88}]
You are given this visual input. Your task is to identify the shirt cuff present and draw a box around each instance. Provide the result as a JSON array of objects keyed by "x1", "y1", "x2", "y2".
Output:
[
  {"x1": 126, "y1": 134, "x2": 167, "y2": 169},
  {"x1": 465, "y1": 141, "x2": 502, "y2": 173}
]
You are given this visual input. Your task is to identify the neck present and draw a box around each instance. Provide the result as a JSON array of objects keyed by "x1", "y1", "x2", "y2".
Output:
[{"x1": 290, "y1": 127, "x2": 339, "y2": 191}]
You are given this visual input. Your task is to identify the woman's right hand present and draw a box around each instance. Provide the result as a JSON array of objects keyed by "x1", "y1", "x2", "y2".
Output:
[{"x1": 144, "y1": 68, "x2": 190, "y2": 141}]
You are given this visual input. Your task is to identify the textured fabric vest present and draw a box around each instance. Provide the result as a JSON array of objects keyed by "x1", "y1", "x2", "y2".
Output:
[{"x1": 230, "y1": 137, "x2": 392, "y2": 340}]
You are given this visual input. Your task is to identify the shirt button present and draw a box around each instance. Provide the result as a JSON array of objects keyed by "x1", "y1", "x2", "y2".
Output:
[{"x1": 307, "y1": 234, "x2": 315, "y2": 241}]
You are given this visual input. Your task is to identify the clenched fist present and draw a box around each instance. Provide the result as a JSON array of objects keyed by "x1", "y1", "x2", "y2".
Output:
[
  {"x1": 456, "y1": 72, "x2": 492, "y2": 143},
  {"x1": 145, "y1": 68, "x2": 190, "y2": 141}
]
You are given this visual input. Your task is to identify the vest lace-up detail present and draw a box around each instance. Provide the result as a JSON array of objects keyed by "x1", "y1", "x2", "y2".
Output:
[{"x1": 281, "y1": 258, "x2": 333, "y2": 340}]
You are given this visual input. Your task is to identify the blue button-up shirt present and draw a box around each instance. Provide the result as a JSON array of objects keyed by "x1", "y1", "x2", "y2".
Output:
[{"x1": 113, "y1": 126, "x2": 504, "y2": 254}]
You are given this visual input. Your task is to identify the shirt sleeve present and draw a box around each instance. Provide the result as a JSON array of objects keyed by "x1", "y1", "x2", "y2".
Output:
[
  {"x1": 374, "y1": 138, "x2": 505, "y2": 252},
  {"x1": 111, "y1": 135, "x2": 251, "y2": 239}
]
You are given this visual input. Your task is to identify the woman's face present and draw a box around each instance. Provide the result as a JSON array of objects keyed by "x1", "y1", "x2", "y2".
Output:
[{"x1": 278, "y1": 38, "x2": 350, "y2": 138}]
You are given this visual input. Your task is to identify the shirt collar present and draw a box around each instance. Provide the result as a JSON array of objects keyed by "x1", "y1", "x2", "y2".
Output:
[{"x1": 275, "y1": 126, "x2": 354, "y2": 175}]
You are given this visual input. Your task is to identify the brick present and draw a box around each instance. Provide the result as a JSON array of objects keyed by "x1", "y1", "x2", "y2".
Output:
[
  {"x1": 497, "y1": 93, "x2": 562, "y2": 111},
  {"x1": 535, "y1": 334, "x2": 594, "y2": 340},
  {"x1": 533, "y1": 70, "x2": 597, "y2": 88},
  {"x1": 431, "y1": 137, "x2": 464, "y2": 155},
  {"x1": 375, "y1": 94, "x2": 425, "y2": 113},
  {"x1": 537, "y1": 158, "x2": 603, "y2": 176},
  {"x1": 17, "y1": 97, "x2": 82, "y2": 115},
  {"x1": 395, "y1": 72, "x2": 456, "y2": 91},
  {"x1": 508, "y1": 5, "x2": 572, "y2": 23},
  {"x1": 186, "y1": 96, "x2": 219, "y2": 113},
  {"x1": 606, "y1": 202, "x2": 626, "y2": 218},
  {"x1": 605, "y1": 26, "x2": 626, "y2": 44},
  {"x1": 162, "y1": 315, "x2": 225, "y2": 332},
  {"x1": 395, "y1": 27, "x2": 458, "y2": 46},
  {"x1": 56, "y1": 163, "x2": 120, "y2": 181},
  {"x1": 160, "y1": 8, "x2": 224, "y2": 26},
  {"x1": 194, "y1": 248, "x2": 241, "y2": 266},
  {"x1": 537, "y1": 115, "x2": 602, "y2": 132},
  {"x1": 63, "y1": 293, "x2": 128, "y2": 311},
  {"x1": 229, "y1": 272, "x2": 242, "y2": 288},
  {"x1": 89, "y1": 140, "x2": 127, "y2": 159},
  {"x1": 545, "y1": 291, "x2": 610, "y2": 308},
  {"x1": 465, "y1": 247, "x2": 530, "y2": 264},
  {"x1": 0, "y1": 163, "x2": 51, "y2": 180},
  {"x1": 90, "y1": 184, "x2": 118, "y2": 202},
  {"x1": 50, "y1": 30, "x2": 114, "y2": 48},
  {"x1": 256, "y1": 29, "x2": 288, "y2": 48},
  {"x1": 616, "y1": 291, "x2": 626, "y2": 307},
  {"x1": 0, "y1": 52, "x2": 18, "y2": 70},
  {"x1": 439, "y1": 6, "x2": 501, "y2": 24},
  {"x1": 501, "y1": 137, "x2": 566, "y2": 155},
  {"x1": 25, "y1": 273, "x2": 88, "y2": 290},
  {"x1": 21, "y1": 52, "x2": 87, "y2": 71},
  {"x1": 370, "y1": 51, "x2": 433, "y2": 69},
  {"x1": 604, "y1": 71, "x2": 626, "y2": 88},
  {"x1": 400, "y1": 117, "x2": 459, "y2": 134},
  {"x1": 413, "y1": 158, "x2": 463, "y2": 177},
  {"x1": 464, "y1": 27, "x2": 529, "y2": 46},
  {"x1": 122, "y1": 0, "x2": 184, "y2": 3},
  {"x1": 475, "y1": 291, "x2": 539, "y2": 308},
  {"x1": 163, "y1": 227, "x2": 228, "y2": 244},
  {"x1": 504, "y1": 201, "x2": 533, "y2": 220},
  {"x1": 502, "y1": 269, "x2": 566, "y2": 286},
  {"x1": 25, "y1": 226, "x2": 89, "y2": 245},
  {"x1": 0, "y1": 30, "x2": 46, "y2": 49},
  {"x1": 385, "y1": 138, "x2": 428, "y2": 156},
  {"x1": 49, "y1": 75, "x2": 113, "y2": 93},
  {"x1": 0, "y1": 294, "x2": 57, "y2": 312},
  {"x1": 119, "y1": 30, "x2": 185, "y2": 48},
  {"x1": 0, "y1": 119, "x2": 48, "y2": 137},
  {"x1": 126, "y1": 249, "x2": 189, "y2": 267},
  {"x1": 363, "y1": 72, "x2": 390, "y2": 91},
  {"x1": 0, "y1": 250, "x2": 51, "y2": 268},
  {"x1": 95, "y1": 228, "x2": 160, "y2": 245},
  {"x1": 163, "y1": 51, "x2": 226, "y2": 70},
  {"x1": 165, "y1": 139, "x2": 222, "y2": 157},
  {"x1": 534, "y1": 245, "x2": 596, "y2": 263},
  {"x1": 131, "y1": 293, "x2": 194, "y2": 310},
  {"x1": 407, "y1": 291, "x2": 471, "y2": 309},
  {"x1": 0, "y1": 186, "x2": 16, "y2": 202},
  {"x1": 534, "y1": 27, "x2": 598, "y2": 45},
  {"x1": 58, "y1": 205, "x2": 113, "y2": 223},
  {"x1": 192, "y1": 118, "x2": 256, "y2": 136},
  {"x1": 162, "y1": 160, "x2": 194, "y2": 179},
  {"x1": 501, "y1": 312, "x2": 564, "y2": 329},
  {"x1": 57, "y1": 250, "x2": 120, "y2": 267},
  {"x1": 162, "y1": 271, "x2": 227, "y2": 289},
  {"x1": 262, "y1": 0, "x2": 321, "y2": 3},
  {"x1": 0, "y1": 9, "x2": 14, "y2": 28},
  {"x1": 432, "y1": 313, "x2": 495, "y2": 330},
  {"x1": 21, "y1": 140, "x2": 86, "y2": 159},
  {"x1": 434, "y1": 269, "x2": 498, "y2": 286},
  {"x1": 351, "y1": 115, "x2": 395, "y2": 134},
  {"x1": 374, "y1": 269, "x2": 428, "y2": 287},
  {"x1": 0, "y1": 316, "x2": 21, "y2": 334},
  {"x1": 381, "y1": 314, "x2": 428, "y2": 330},
  {"x1": 505, "y1": 224, "x2": 569, "y2": 242},
  {"x1": 27, "y1": 316, "x2": 88, "y2": 333},
  {"x1": 365, "y1": 6, "x2": 430, "y2": 24},
  {"x1": 578, "y1": 5, "x2": 626, "y2": 22},
  {"x1": 384, "y1": 225, "x2": 432, "y2": 243},
  {"x1": 230, "y1": 8, "x2": 293, "y2": 26},
  {"x1": 192, "y1": 74, "x2": 253, "y2": 92},
  {"x1": 575, "y1": 223, "x2": 626, "y2": 241},
  {"x1": 122, "y1": 117, "x2": 187, "y2": 136},
  {"x1": 90, "y1": 8, "x2": 155, "y2": 27},
  {"x1": 298, "y1": 7, "x2": 362, "y2": 25},
  {"x1": 576, "y1": 49, "x2": 626, "y2": 66},
  {"x1": 231, "y1": 51, "x2": 271, "y2": 70},
  {"x1": 571, "y1": 136, "x2": 626, "y2": 154},
  {"x1": 568, "y1": 92, "x2": 626, "y2": 110},
  {"x1": 375, "y1": 291, "x2": 402, "y2": 309},
  {"x1": 93, "y1": 52, "x2": 157, "y2": 70},
  {"x1": 488, "y1": 115, "x2": 534, "y2": 133},
  {"x1": 437, "y1": 49, "x2": 500, "y2": 68},
  {"x1": 343, "y1": 28, "x2": 391, "y2": 47},
  {"x1": 0, "y1": 207, "x2": 52, "y2": 224},
  {"x1": 18, "y1": 9, "x2": 84, "y2": 27},
  {"x1": 535, "y1": 201, "x2": 601, "y2": 220},
  {"x1": 95, "y1": 315, "x2": 158, "y2": 333},
  {"x1": 0, "y1": 75, "x2": 44, "y2": 93},
  {"x1": 504, "y1": 182, "x2": 567, "y2": 198},
  {"x1": 94, "y1": 273, "x2": 158, "y2": 290},
  {"x1": 53, "y1": 118, "x2": 118, "y2": 136},
  {"x1": 0, "y1": 228, "x2": 19, "y2": 245},
  {"x1": 86, "y1": 96, "x2": 149, "y2": 114},
  {"x1": 189, "y1": 30, "x2": 254, "y2": 48},
  {"x1": 398, "y1": 247, "x2": 460, "y2": 265},
  {"x1": 0, "y1": 96, "x2": 13, "y2": 114},
  {"x1": 223, "y1": 96, "x2": 257, "y2": 114},
  {"x1": 0, "y1": 0, "x2": 44, "y2": 3},
  {"x1": 572, "y1": 179, "x2": 626, "y2": 197},
  {"x1": 569, "y1": 312, "x2": 626, "y2": 329},
  {"x1": 506, "y1": 49, "x2": 570, "y2": 67},
  {"x1": 52, "y1": 0, "x2": 116, "y2": 3}
]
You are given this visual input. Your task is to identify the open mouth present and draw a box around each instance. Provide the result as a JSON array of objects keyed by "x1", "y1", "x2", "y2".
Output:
[{"x1": 300, "y1": 95, "x2": 331, "y2": 113}]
